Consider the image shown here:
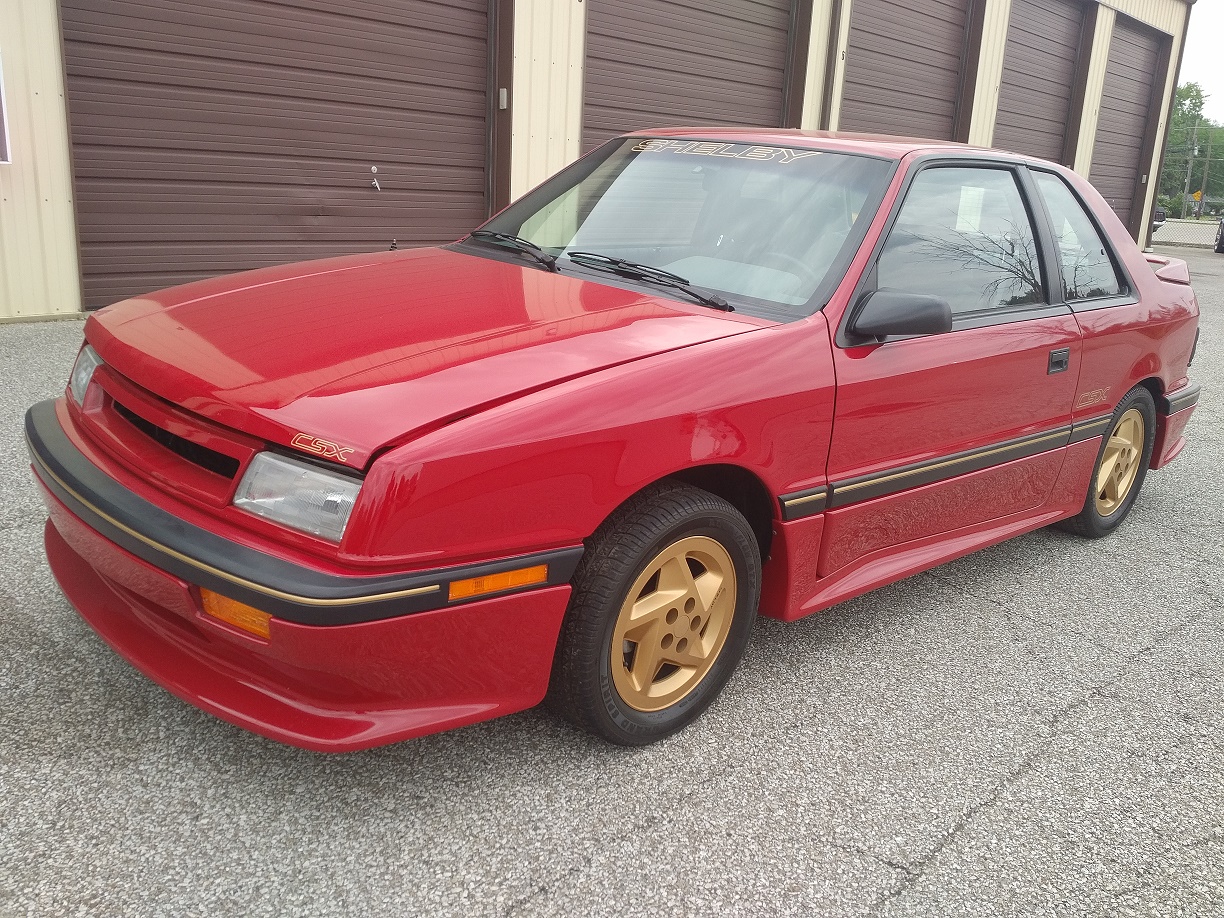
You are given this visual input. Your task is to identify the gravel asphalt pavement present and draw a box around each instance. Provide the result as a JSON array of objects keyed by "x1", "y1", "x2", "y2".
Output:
[{"x1": 1, "y1": 246, "x2": 1220, "y2": 917}]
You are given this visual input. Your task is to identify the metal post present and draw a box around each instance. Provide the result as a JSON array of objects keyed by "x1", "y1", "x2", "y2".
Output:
[
  {"x1": 1181, "y1": 119, "x2": 1199, "y2": 219},
  {"x1": 1197, "y1": 129, "x2": 1213, "y2": 219}
]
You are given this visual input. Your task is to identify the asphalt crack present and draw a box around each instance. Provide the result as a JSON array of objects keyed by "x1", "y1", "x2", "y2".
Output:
[{"x1": 860, "y1": 611, "x2": 1210, "y2": 915}]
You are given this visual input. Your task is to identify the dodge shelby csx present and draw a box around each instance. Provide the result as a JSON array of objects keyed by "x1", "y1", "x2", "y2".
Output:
[{"x1": 27, "y1": 130, "x2": 1200, "y2": 749}]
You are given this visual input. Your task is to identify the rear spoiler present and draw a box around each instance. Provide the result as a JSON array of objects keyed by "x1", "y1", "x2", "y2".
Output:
[{"x1": 1144, "y1": 253, "x2": 1191, "y2": 286}]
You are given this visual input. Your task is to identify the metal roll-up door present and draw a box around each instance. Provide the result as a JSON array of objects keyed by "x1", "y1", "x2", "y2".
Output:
[
  {"x1": 61, "y1": 0, "x2": 491, "y2": 309},
  {"x1": 1089, "y1": 17, "x2": 1164, "y2": 235},
  {"x1": 993, "y1": 0, "x2": 1085, "y2": 162},
  {"x1": 582, "y1": 0, "x2": 795, "y2": 153},
  {"x1": 838, "y1": 0, "x2": 972, "y2": 139}
]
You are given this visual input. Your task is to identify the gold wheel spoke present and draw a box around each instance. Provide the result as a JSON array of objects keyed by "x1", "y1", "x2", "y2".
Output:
[
  {"x1": 657, "y1": 552, "x2": 699, "y2": 597},
  {"x1": 627, "y1": 588, "x2": 686, "y2": 629},
  {"x1": 661, "y1": 643, "x2": 707, "y2": 669},
  {"x1": 1107, "y1": 434, "x2": 1131, "y2": 452},
  {"x1": 1098, "y1": 452, "x2": 1120, "y2": 490},
  {"x1": 1102, "y1": 473, "x2": 1120, "y2": 502},
  {"x1": 629, "y1": 637, "x2": 664, "y2": 692},
  {"x1": 692, "y1": 569, "x2": 724, "y2": 614}
]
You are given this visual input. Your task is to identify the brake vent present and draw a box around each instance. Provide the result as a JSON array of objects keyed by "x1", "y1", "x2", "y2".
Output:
[{"x1": 112, "y1": 400, "x2": 240, "y2": 479}]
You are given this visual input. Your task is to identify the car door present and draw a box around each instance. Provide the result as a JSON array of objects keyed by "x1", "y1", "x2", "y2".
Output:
[{"x1": 819, "y1": 161, "x2": 1082, "y2": 577}]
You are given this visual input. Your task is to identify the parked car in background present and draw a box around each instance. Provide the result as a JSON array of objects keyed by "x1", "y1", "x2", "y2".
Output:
[
  {"x1": 1215, "y1": 217, "x2": 1224, "y2": 253},
  {"x1": 1152, "y1": 207, "x2": 1167, "y2": 235},
  {"x1": 26, "y1": 130, "x2": 1202, "y2": 750}
]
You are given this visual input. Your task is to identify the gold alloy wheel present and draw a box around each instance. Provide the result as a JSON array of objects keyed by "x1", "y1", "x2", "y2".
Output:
[
  {"x1": 610, "y1": 536, "x2": 737, "y2": 713},
  {"x1": 1095, "y1": 407, "x2": 1144, "y2": 516}
]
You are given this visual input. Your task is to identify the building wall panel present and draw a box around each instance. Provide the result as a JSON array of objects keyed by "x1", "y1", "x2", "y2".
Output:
[
  {"x1": 1088, "y1": 14, "x2": 1164, "y2": 232},
  {"x1": 0, "y1": 0, "x2": 82, "y2": 319},
  {"x1": 993, "y1": 0, "x2": 1085, "y2": 161},
  {"x1": 581, "y1": 0, "x2": 794, "y2": 152},
  {"x1": 61, "y1": 0, "x2": 490, "y2": 309},
  {"x1": 838, "y1": 0, "x2": 972, "y2": 139}
]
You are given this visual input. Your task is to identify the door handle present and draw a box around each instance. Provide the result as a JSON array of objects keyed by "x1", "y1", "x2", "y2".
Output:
[{"x1": 1048, "y1": 348, "x2": 1070, "y2": 374}]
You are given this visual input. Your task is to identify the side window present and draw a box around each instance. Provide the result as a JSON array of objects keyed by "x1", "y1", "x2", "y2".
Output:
[
  {"x1": 877, "y1": 167, "x2": 1044, "y2": 317},
  {"x1": 1033, "y1": 172, "x2": 1123, "y2": 301}
]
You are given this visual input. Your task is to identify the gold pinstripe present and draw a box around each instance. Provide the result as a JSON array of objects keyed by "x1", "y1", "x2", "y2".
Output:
[{"x1": 834, "y1": 429, "x2": 1071, "y2": 495}]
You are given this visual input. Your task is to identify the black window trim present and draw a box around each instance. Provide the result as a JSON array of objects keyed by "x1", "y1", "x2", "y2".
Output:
[
  {"x1": 836, "y1": 154, "x2": 1071, "y2": 348},
  {"x1": 1025, "y1": 165, "x2": 1138, "y2": 313}
]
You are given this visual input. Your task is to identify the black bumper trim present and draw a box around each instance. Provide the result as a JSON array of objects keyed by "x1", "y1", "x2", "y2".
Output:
[
  {"x1": 1068, "y1": 414, "x2": 1113, "y2": 444},
  {"x1": 26, "y1": 400, "x2": 583, "y2": 626},
  {"x1": 1159, "y1": 383, "x2": 1200, "y2": 416},
  {"x1": 778, "y1": 486, "x2": 828, "y2": 521}
]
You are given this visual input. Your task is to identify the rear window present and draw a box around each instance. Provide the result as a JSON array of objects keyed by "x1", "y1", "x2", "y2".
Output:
[{"x1": 1033, "y1": 172, "x2": 1123, "y2": 301}]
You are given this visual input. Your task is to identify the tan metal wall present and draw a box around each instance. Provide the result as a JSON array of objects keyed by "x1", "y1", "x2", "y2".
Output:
[
  {"x1": 0, "y1": 0, "x2": 81, "y2": 319},
  {"x1": 966, "y1": 0, "x2": 1013, "y2": 146},
  {"x1": 509, "y1": 0, "x2": 586, "y2": 200}
]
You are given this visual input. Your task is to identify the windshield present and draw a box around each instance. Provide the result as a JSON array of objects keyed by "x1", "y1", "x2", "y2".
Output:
[{"x1": 476, "y1": 138, "x2": 894, "y2": 320}]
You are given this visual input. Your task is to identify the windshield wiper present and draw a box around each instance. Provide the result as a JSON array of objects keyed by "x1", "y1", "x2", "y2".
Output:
[
  {"x1": 468, "y1": 230, "x2": 559, "y2": 272},
  {"x1": 565, "y1": 251, "x2": 733, "y2": 311}
]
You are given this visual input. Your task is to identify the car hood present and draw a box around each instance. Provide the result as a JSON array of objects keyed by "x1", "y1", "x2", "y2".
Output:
[{"x1": 86, "y1": 247, "x2": 761, "y2": 468}]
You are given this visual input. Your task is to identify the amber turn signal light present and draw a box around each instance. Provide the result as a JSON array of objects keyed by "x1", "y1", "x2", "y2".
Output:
[
  {"x1": 448, "y1": 564, "x2": 548, "y2": 601},
  {"x1": 200, "y1": 589, "x2": 272, "y2": 639}
]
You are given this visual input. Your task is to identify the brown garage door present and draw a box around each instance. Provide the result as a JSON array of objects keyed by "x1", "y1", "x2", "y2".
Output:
[
  {"x1": 1089, "y1": 17, "x2": 1165, "y2": 235},
  {"x1": 61, "y1": 0, "x2": 490, "y2": 309},
  {"x1": 838, "y1": 0, "x2": 972, "y2": 139},
  {"x1": 582, "y1": 0, "x2": 795, "y2": 152},
  {"x1": 993, "y1": 0, "x2": 1085, "y2": 162}
]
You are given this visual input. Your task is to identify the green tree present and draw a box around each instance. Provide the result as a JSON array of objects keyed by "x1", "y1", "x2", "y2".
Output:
[{"x1": 1159, "y1": 83, "x2": 1224, "y2": 215}]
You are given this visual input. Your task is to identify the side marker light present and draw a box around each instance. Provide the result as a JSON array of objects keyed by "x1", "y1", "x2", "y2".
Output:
[
  {"x1": 200, "y1": 589, "x2": 272, "y2": 639},
  {"x1": 448, "y1": 565, "x2": 548, "y2": 602}
]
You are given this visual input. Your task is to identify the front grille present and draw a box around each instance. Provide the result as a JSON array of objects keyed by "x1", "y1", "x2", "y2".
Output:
[{"x1": 112, "y1": 400, "x2": 240, "y2": 479}]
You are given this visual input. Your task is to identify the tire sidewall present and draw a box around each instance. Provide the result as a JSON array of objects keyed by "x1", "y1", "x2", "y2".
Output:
[{"x1": 592, "y1": 509, "x2": 760, "y2": 744}]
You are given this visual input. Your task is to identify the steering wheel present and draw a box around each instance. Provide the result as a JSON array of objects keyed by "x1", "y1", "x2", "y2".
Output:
[{"x1": 758, "y1": 251, "x2": 821, "y2": 288}]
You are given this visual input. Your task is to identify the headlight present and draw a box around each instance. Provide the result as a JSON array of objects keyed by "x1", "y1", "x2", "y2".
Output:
[
  {"x1": 69, "y1": 345, "x2": 103, "y2": 405},
  {"x1": 233, "y1": 452, "x2": 363, "y2": 542}
]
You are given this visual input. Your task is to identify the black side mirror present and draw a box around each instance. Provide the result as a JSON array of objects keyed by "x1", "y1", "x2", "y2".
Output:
[{"x1": 849, "y1": 289, "x2": 953, "y2": 340}]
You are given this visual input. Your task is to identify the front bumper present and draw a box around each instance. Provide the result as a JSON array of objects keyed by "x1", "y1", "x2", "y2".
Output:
[{"x1": 27, "y1": 399, "x2": 580, "y2": 750}]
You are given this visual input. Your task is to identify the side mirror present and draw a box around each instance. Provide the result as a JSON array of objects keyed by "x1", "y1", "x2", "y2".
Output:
[{"x1": 849, "y1": 289, "x2": 953, "y2": 340}]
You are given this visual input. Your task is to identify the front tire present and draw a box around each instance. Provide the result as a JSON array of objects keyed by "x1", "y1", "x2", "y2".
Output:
[
  {"x1": 1058, "y1": 386, "x2": 1156, "y2": 538},
  {"x1": 547, "y1": 482, "x2": 761, "y2": 745}
]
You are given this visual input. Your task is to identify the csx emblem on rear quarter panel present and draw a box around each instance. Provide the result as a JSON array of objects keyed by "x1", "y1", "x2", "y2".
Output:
[{"x1": 291, "y1": 434, "x2": 354, "y2": 462}]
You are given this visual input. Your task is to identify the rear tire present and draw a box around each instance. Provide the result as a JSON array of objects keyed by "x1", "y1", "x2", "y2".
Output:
[
  {"x1": 1058, "y1": 386, "x2": 1156, "y2": 538},
  {"x1": 547, "y1": 482, "x2": 761, "y2": 745}
]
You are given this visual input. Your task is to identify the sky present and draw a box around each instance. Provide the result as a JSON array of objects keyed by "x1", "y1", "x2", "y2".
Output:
[{"x1": 1180, "y1": 1, "x2": 1224, "y2": 122}]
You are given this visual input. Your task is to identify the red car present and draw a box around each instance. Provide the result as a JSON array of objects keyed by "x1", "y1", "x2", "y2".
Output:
[{"x1": 27, "y1": 130, "x2": 1200, "y2": 750}]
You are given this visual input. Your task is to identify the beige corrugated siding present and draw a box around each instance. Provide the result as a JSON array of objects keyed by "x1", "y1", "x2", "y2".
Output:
[
  {"x1": 1102, "y1": 0, "x2": 1183, "y2": 33},
  {"x1": 823, "y1": 0, "x2": 854, "y2": 130},
  {"x1": 510, "y1": 0, "x2": 586, "y2": 199},
  {"x1": 0, "y1": 0, "x2": 82, "y2": 319},
  {"x1": 967, "y1": 0, "x2": 1014, "y2": 146},
  {"x1": 800, "y1": 0, "x2": 838, "y2": 129},
  {"x1": 1073, "y1": 6, "x2": 1116, "y2": 172}
]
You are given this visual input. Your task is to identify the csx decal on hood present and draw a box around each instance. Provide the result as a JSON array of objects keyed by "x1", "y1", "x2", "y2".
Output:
[{"x1": 291, "y1": 434, "x2": 354, "y2": 462}]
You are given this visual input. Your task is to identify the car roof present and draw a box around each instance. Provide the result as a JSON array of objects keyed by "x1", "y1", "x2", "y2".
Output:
[{"x1": 626, "y1": 127, "x2": 1018, "y2": 163}]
